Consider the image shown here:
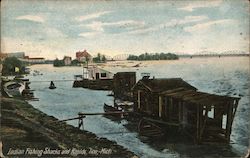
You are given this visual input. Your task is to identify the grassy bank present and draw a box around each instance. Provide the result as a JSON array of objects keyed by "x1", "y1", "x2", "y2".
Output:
[{"x1": 1, "y1": 97, "x2": 136, "y2": 157}]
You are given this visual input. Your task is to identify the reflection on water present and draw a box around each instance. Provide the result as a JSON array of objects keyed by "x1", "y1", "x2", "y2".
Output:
[{"x1": 28, "y1": 57, "x2": 249, "y2": 157}]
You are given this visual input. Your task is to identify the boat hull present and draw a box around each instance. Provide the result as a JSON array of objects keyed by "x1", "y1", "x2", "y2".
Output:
[
  {"x1": 73, "y1": 79, "x2": 113, "y2": 90},
  {"x1": 3, "y1": 82, "x2": 25, "y2": 97}
]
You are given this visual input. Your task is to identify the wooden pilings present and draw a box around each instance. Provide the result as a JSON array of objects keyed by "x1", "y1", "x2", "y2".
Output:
[{"x1": 226, "y1": 101, "x2": 234, "y2": 142}]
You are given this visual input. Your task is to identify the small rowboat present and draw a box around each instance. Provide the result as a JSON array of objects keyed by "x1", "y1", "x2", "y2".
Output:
[
  {"x1": 104, "y1": 103, "x2": 121, "y2": 112},
  {"x1": 49, "y1": 85, "x2": 56, "y2": 89},
  {"x1": 3, "y1": 81, "x2": 25, "y2": 98},
  {"x1": 49, "y1": 81, "x2": 56, "y2": 89},
  {"x1": 138, "y1": 118, "x2": 164, "y2": 138},
  {"x1": 103, "y1": 103, "x2": 123, "y2": 118}
]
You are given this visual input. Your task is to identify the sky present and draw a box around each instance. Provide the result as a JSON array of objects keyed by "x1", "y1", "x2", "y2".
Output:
[{"x1": 1, "y1": 0, "x2": 249, "y2": 59}]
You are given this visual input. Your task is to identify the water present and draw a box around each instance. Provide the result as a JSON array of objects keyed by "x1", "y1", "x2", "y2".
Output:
[{"x1": 27, "y1": 57, "x2": 249, "y2": 157}]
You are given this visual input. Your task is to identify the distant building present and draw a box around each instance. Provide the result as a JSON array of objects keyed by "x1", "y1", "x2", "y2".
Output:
[
  {"x1": 22, "y1": 57, "x2": 45, "y2": 64},
  {"x1": 63, "y1": 56, "x2": 72, "y2": 65},
  {"x1": 82, "y1": 65, "x2": 113, "y2": 80},
  {"x1": 0, "y1": 53, "x2": 8, "y2": 60},
  {"x1": 7, "y1": 52, "x2": 25, "y2": 59},
  {"x1": 76, "y1": 50, "x2": 92, "y2": 62}
]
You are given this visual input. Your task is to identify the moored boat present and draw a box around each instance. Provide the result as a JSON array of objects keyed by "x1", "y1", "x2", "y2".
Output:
[
  {"x1": 104, "y1": 103, "x2": 122, "y2": 113},
  {"x1": 103, "y1": 103, "x2": 123, "y2": 118},
  {"x1": 3, "y1": 81, "x2": 25, "y2": 97},
  {"x1": 49, "y1": 81, "x2": 56, "y2": 89},
  {"x1": 138, "y1": 118, "x2": 164, "y2": 138}
]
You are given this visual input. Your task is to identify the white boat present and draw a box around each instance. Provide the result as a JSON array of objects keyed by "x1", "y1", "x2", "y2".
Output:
[{"x1": 3, "y1": 81, "x2": 25, "y2": 97}]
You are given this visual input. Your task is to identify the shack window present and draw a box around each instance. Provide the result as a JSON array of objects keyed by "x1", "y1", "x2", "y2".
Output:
[{"x1": 101, "y1": 73, "x2": 107, "y2": 77}]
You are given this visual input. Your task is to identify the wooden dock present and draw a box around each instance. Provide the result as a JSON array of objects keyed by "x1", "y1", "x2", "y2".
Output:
[{"x1": 57, "y1": 111, "x2": 131, "y2": 130}]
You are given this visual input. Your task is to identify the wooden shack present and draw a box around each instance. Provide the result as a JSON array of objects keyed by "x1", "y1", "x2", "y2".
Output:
[
  {"x1": 132, "y1": 78, "x2": 197, "y2": 117},
  {"x1": 132, "y1": 78, "x2": 240, "y2": 144},
  {"x1": 113, "y1": 72, "x2": 136, "y2": 100},
  {"x1": 160, "y1": 88, "x2": 240, "y2": 143}
]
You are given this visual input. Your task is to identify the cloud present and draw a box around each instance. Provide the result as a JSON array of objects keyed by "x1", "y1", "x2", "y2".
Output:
[
  {"x1": 78, "y1": 20, "x2": 145, "y2": 38},
  {"x1": 128, "y1": 16, "x2": 208, "y2": 35},
  {"x1": 184, "y1": 19, "x2": 236, "y2": 33},
  {"x1": 78, "y1": 32, "x2": 99, "y2": 38},
  {"x1": 178, "y1": 0, "x2": 222, "y2": 12},
  {"x1": 16, "y1": 15, "x2": 45, "y2": 23},
  {"x1": 166, "y1": 15, "x2": 208, "y2": 26},
  {"x1": 75, "y1": 11, "x2": 112, "y2": 22},
  {"x1": 83, "y1": 20, "x2": 145, "y2": 31}
]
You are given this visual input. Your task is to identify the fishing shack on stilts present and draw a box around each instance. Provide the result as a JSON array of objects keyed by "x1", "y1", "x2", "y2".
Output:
[{"x1": 132, "y1": 77, "x2": 240, "y2": 144}]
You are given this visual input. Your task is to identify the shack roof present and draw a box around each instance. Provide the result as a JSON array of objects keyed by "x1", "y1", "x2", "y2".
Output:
[
  {"x1": 132, "y1": 78, "x2": 197, "y2": 92},
  {"x1": 161, "y1": 88, "x2": 240, "y2": 106}
]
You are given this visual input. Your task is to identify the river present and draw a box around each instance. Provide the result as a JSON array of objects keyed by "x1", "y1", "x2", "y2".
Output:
[{"x1": 27, "y1": 56, "x2": 249, "y2": 157}]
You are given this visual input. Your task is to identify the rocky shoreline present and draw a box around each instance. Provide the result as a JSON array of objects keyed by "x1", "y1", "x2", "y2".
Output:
[{"x1": 1, "y1": 97, "x2": 137, "y2": 157}]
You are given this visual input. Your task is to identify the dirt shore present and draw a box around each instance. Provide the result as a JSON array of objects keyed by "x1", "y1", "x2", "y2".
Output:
[{"x1": 0, "y1": 97, "x2": 137, "y2": 157}]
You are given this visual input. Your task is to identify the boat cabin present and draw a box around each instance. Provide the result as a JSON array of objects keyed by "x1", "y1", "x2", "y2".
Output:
[{"x1": 83, "y1": 65, "x2": 113, "y2": 80}]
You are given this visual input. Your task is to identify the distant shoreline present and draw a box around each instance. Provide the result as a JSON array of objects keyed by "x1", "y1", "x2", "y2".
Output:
[{"x1": 178, "y1": 54, "x2": 249, "y2": 58}]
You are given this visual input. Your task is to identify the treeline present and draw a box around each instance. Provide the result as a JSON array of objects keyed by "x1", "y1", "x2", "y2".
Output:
[
  {"x1": 53, "y1": 59, "x2": 79, "y2": 67},
  {"x1": 2, "y1": 57, "x2": 26, "y2": 75},
  {"x1": 93, "y1": 53, "x2": 106, "y2": 63},
  {"x1": 127, "y1": 53, "x2": 179, "y2": 60}
]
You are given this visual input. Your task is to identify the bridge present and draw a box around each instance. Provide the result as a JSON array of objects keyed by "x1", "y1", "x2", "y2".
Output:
[{"x1": 111, "y1": 54, "x2": 132, "y2": 61}]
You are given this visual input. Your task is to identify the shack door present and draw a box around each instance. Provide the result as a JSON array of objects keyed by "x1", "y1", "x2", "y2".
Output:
[{"x1": 96, "y1": 73, "x2": 100, "y2": 79}]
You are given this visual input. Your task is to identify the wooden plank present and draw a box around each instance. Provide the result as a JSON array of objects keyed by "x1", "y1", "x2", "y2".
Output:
[
  {"x1": 183, "y1": 93, "x2": 211, "y2": 101},
  {"x1": 164, "y1": 89, "x2": 195, "y2": 98},
  {"x1": 78, "y1": 111, "x2": 130, "y2": 116},
  {"x1": 178, "y1": 101, "x2": 183, "y2": 129},
  {"x1": 196, "y1": 105, "x2": 200, "y2": 143},
  {"x1": 200, "y1": 107, "x2": 209, "y2": 139},
  {"x1": 191, "y1": 96, "x2": 230, "y2": 106},
  {"x1": 56, "y1": 115, "x2": 86, "y2": 122},
  {"x1": 225, "y1": 101, "x2": 233, "y2": 142},
  {"x1": 168, "y1": 90, "x2": 197, "y2": 99},
  {"x1": 232, "y1": 99, "x2": 239, "y2": 120},
  {"x1": 143, "y1": 117, "x2": 179, "y2": 126},
  {"x1": 160, "y1": 87, "x2": 186, "y2": 95},
  {"x1": 159, "y1": 96, "x2": 162, "y2": 117},
  {"x1": 138, "y1": 90, "x2": 141, "y2": 109}
]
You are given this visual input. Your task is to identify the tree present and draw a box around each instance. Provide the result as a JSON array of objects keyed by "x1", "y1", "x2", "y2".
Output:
[
  {"x1": 71, "y1": 59, "x2": 80, "y2": 66},
  {"x1": 102, "y1": 55, "x2": 106, "y2": 62},
  {"x1": 93, "y1": 53, "x2": 106, "y2": 63},
  {"x1": 126, "y1": 52, "x2": 179, "y2": 61},
  {"x1": 2, "y1": 57, "x2": 25, "y2": 75},
  {"x1": 53, "y1": 58, "x2": 64, "y2": 67}
]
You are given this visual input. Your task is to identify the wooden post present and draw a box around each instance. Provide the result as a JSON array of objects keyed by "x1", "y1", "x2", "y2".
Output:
[
  {"x1": 138, "y1": 90, "x2": 141, "y2": 109},
  {"x1": 169, "y1": 98, "x2": 173, "y2": 120},
  {"x1": 196, "y1": 104, "x2": 201, "y2": 144},
  {"x1": 78, "y1": 114, "x2": 84, "y2": 130},
  {"x1": 226, "y1": 101, "x2": 233, "y2": 142},
  {"x1": 199, "y1": 105, "x2": 203, "y2": 142},
  {"x1": 178, "y1": 101, "x2": 182, "y2": 129},
  {"x1": 159, "y1": 96, "x2": 162, "y2": 118}
]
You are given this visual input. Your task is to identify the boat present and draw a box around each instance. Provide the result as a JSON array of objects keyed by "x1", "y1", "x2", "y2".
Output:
[
  {"x1": 49, "y1": 85, "x2": 56, "y2": 89},
  {"x1": 138, "y1": 118, "x2": 164, "y2": 138},
  {"x1": 3, "y1": 81, "x2": 25, "y2": 97},
  {"x1": 115, "y1": 100, "x2": 134, "y2": 112},
  {"x1": 73, "y1": 65, "x2": 114, "y2": 90},
  {"x1": 103, "y1": 103, "x2": 123, "y2": 118},
  {"x1": 49, "y1": 81, "x2": 56, "y2": 89},
  {"x1": 104, "y1": 103, "x2": 122, "y2": 112}
]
